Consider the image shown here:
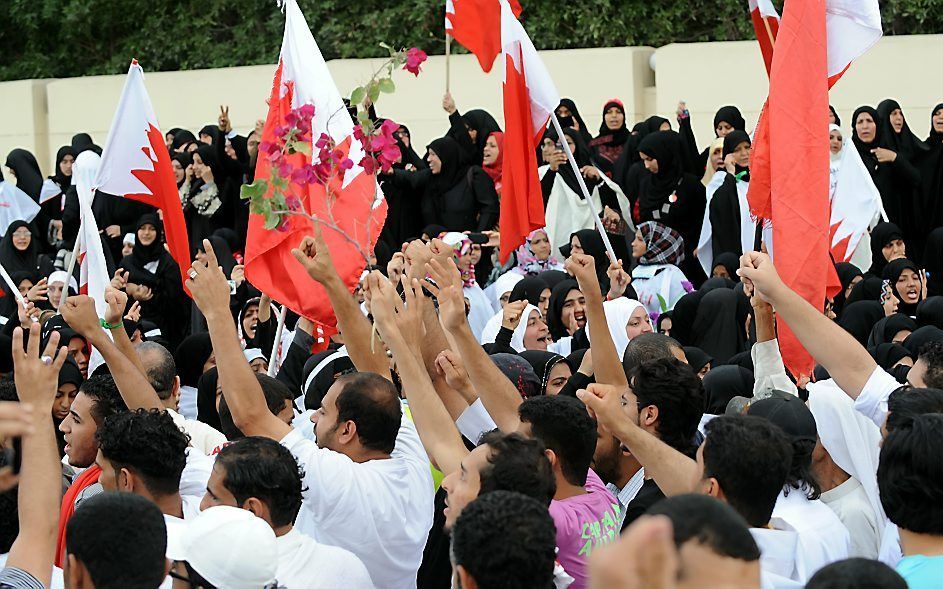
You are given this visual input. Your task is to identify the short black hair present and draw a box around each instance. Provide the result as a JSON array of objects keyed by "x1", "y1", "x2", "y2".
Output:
[
  {"x1": 136, "y1": 341, "x2": 176, "y2": 400},
  {"x1": 334, "y1": 372, "x2": 402, "y2": 454},
  {"x1": 215, "y1": 437, "x2": 304, "y2": 528},
  {"x1": 518, "y1": 395, "x2": 596, "y2": 486},
  {"x1": 702, "y1": 415, "x2": 792, "y2": 528},
  {"x1": 66, "y1": 493, "x2": 168, "y2": 589},
  {"x1": 805, "y1": 558, "x2": 907, "y2": 589},
  {"x1": 628, "y1": 358, "x2": 703, "y2": 457},
  {"x1": 451, "y1": 491, "x2": 557, "y2": 589},
  {"x1": 647, "y1": 494, "x2": 760, "y2": 562},
  {"x1": 623, "y1": 332, "x2": 683, "y2": 373},
  {"x1": 878, "y1": 413, "x2": 943, "y2": 534},
  {"x1": 218, "y1": 374, "x2": 295, "y2": 440},
  {"x1": 96, "y1": 408, "x2": 189, "y2": 497},
  {"x1": 918, "y1": 341, "x2": 943, "y2": 389},
  {"x1": 477, "y1": 430, "x2": 556, "y2": 506},
  {"x1": 886, "y1": 387, "x2": 943, "y2": 432},
  {"x1": 81, "y1": 374, "x2": 128, "y2": 425}
]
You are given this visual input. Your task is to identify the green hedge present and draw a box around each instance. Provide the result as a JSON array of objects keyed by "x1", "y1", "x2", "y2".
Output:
[{"x1": 1, "y1": 0, "x2": 937, "y2": 82}]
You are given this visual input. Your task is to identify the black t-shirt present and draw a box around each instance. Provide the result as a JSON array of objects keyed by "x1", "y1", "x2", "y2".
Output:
[{"x1": 620, "y1": 478, "x2": 666, "y2": 531}]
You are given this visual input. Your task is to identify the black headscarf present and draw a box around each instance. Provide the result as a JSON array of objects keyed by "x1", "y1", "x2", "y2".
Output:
[
  {"x1": 537, "y1": 269, "x2": 569, "y2": 291},
  {"x1": 845, "y1": 276, "x2": 883, "y2": 308},
  {"x1": 200, "y1": 235, "x2": 235, "y2": 279},
  {"x1": 867, "y1": 222, "x2": 904, "y2": 276},
  {"x1": 196, "y1": 367, "x2": 222, "y2": 431},
  {"x1": 173, "y1": 153, "x2": 193, "y2": 188},
  {"x1": 852, "y1": 106, "x2": 883, "y2": 174},
  {"x1": 426, "y1": 137, "x2": 469, "y2": 198},
  {"x1": 829, "y1": 105, "x2": 841, "y2": 127},
  {"x1": 518, "y1": 350, "x2": 569, "y2": 396},
  {"x1": 544, "y1": 126, "x2": 595, "y2": 195},
  {"x1": 0, "y1": 220, "x2": 41, "y2": 275},
  {"x1": 509, "y1": 276, "x2": 549, "y2": 308},
  {"x1": 867, "y1": 313, "x2": 917, "y2": 348},
  {"x1": 556, "y1": 98, "x2": 593, "y2": 145},
  {"x1": 691, "y1": 288, "x2": 750, "y2": 364},
  {"x1": 172, "y1": 130, "x2": 198, "y2": 152},
  {"x1": 448, "y1": 110, "x2": 501, "y2": 166},
  {"x1": 711, "y1": 252, "x2": 741, "y2": 282},
  {"x1": 869, "y1": 343, "x2": 911, "y2": 371},
  {"x1": 917, "y1": 296, "x2": 943, "y2": 330},
  {"x1": 490, "y1": 353, "x2": 541, "y2": 399},
  {"x1": 916, "y1": 105, "x2": 943, "y2": 242},
  {"x1": 722, "y1": 130, "x2": 751, "y2": 180},
  {"x1": 199, "y1": 125, "x2": 222, "y2": 146},
  {"x1": 71, "y1": 133, "x2": 96, "y2": 155},
  {"x1": 834, "y1": 262, "x2": 864, "y2": 316},
  {"x1": 392, "y1": 127, "x2": 425, "y2": 171},
  {"x1": 301, "y1": 350, "x2": 355, "y2": 410},
  {"x1": 839, "y1": 301, "x2": 885, "y2": 346},
  {"x1": 570, "y1": 229, "x2": 610, "y2": 291},
  {"x1": 903, "y1": 325, "x2": 943, "y2": 358},
  {"x1": 129, "y1": 213, "x2": 164, "y2": 267},
  {"x1": 883, "y1": 258, "x2": 923, "y2": 316},
  {"x1": 637, "y1": 130, "x2": 684, "y2": 210},
  {"x1": 683, "y1": 346, "x2": 713, "y2": 374},
  {"x1": 547, "y1": 279, "x2": 581, "y2": 340},
  {"x1": 195, "y1": 144, "x2": 222, "y2": 180},
  {"x1": 4, "y1": 149, "x2": 43, "y2": 201},
  {"x1": 703, "y1": 365, "x2": 754, "y2": 415},
  {"x1": 51, "y1": 146, "x2": 75, "y2": 192},
  {"x1": 876, "y1": 99, "x2": 928, "y2": 161},
  {"x1": 713, "y1": 106, "x2": 746, "y2": 135},
  {"x1": 594, "y1": 100, "x2": 630, "y2": 147},
  {"x1": 669, "y1": 290, "x2": 704, "y2": 346},
  {"x1": 175, "y1": 332, "x2": 214, "y2": 388}
]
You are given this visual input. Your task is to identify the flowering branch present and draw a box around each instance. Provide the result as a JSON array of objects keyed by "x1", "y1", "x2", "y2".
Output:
[{"x1": 240, "y1": 44, "x2": 428, "y2": 262}]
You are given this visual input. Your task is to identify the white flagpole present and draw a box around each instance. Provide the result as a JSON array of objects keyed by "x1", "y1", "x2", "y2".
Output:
[
  {"x1": 0, "y1": 261, "x2": 27, "y2": 307},
  {"x1": 267, "y1": 305, "x2": 288, "y2": 377},
  {"x1": 60, "y1": 229, "x2": 83, "y2": 313},
  {"x1": 549, "y1": 112, "x2": 618, "y2": 264}
]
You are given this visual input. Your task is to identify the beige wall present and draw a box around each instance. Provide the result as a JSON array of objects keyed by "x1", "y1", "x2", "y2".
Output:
[{"x1": 1, "y1": 35, "x2": 940, "y2": 176}]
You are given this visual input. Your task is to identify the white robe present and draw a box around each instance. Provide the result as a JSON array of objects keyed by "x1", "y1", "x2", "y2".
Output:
[
  {"x1": 541, "y1": 165, "x2": 633, "y2": 260},
  {"x1": 696, "y1": 171, "x2": 770, "y2": 276}
]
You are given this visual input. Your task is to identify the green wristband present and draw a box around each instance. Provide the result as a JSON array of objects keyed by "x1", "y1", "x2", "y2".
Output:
[{"x1": 101, "y1": 319, "x2": 124, "y2": 330}]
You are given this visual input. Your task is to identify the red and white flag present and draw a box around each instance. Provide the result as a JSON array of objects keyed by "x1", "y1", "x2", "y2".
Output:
[
  {"x1": 829, "y1": 137, "x2": 883, "y2": 263},
  {"x1": 245, "y1": 0, "x2": 385, "y2": 332},
  {"x1": 95, "y1": 60, "x2": 191, "y2": 291},
  {"x1": 749, "y1": 0, "x2": 780, "y2": 75},
  {"x1": 498, "y1": 0, "x2": 558, "y2": 263},
  {"x1": 446, "y1": 0, "x2": 522, "y2": 73},
  {"x1": 747, "y1": 0, "x2": 882, "y2": 378}
]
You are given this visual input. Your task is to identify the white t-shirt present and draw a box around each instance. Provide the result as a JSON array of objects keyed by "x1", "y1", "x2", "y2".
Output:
[
  {"x1": 751, "y1": 526, "x2": 802, "y2": 588},
  {"x1": 179, "y1": 447, "x2": 214, "y2": 499},
  {"x1": 853, "y1": 366, "x2": 902, "y2": 429},
  {"x1": 820, "y1": 477, "x2": 881, "y2": 559},
  {"x1": 161, "y1": 495, "x2": 203, "y2": 589},
  {"x1": 168, "y1": 409, "x2": 228, "y2": 456},
  {"x1": 280, "y1": 408, "x2": 434, "y2": 589},
  {"x1": 275, "y1": 528, "x2": 374, "y2": 589},
  {"x1": 772, "y1": 489, "x2": 850, "y2": 582}
]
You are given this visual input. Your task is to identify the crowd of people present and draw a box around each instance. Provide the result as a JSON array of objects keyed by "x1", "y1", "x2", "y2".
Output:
[{"x1": 0, "y1": 92, "x2": 941, "y2": 589}]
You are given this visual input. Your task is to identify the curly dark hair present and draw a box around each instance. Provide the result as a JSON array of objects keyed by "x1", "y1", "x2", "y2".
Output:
[
  {"x1": 879, "y1": 414, "x2": 943, "y2": 535},
  {"x1": 477, "y1": 430, "x2": 556, "y2": 506},
  {"x1": 918, "y1": 341, "x2": 943, "y2": 389},
  {"x1": 81, "y1": 374, "x2": 128, "y2": 425},
  {"x1": 96, "y1": 408, "x2": 189, "y2": 497},
  {"x1": 215, "y1": 437, "x2": 305, "y2": 528},
  {"x1": 628, "y1": 357, "x2": 704, "y2": 457},
  {"x1": 451, "y1": 491, "x2": 557, "y2": 589},
  {"x1": 886, "y1": 387, "x2": 943, "y2": 433}
]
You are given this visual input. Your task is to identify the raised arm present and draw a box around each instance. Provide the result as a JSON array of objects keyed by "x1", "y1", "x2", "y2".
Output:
[
  {"x1": 291, "y1": 229, "x2": 391, "y2": 380},
  {"x1": 367, "y1": 272, "x2": 468, "y2": 474},
  {"x1": 5, "y1": 324, "x2": 68, "y2": 587},
  {"x1": 103, "y1": 287, "x2": 146, "y2": 376},
  {"x1": 425, "y1": 258, "x2": 523, "y2": 432},
  {"x1": 61, "y1": 295, "x2": 162, "y2": 412},
  {"x1": 568, "y1": 253, "x2": 628, "y2": 387},
  {"x1": 738, "y1": 251, "x2": 876, "y2": 398},
  {"x1": 577, "y1": 383, "x2": 697, "y2": 497},
  {"x1": 188, "y1": 239, "x2": 291, "y2": 440}
]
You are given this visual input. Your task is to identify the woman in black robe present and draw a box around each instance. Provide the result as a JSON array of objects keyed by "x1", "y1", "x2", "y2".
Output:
[
  {"x1": 443, "y1": 98, "x2": 502, "y2": 167},
  {"x1": 923, "y1": 226, "x2": 943, "y2": 298},
  {"x1": 185, "y1": 144, "x2": 231, "y2": 254},
  {"x1": 118, "y1": 214, "x2": 188, "y2": 349},
  {"x1": 589, "y1": 99, "x2": 631, "y2": 180},
  {"x1": 4, "y1": 149, "x2": 44, "y2": 202},
  {"x1": 636, "y1": 130, "x2": 706, "y2": 284},
  {"x1": 386, "y1": 137, "x2": 499, "y2": 232},
  {"x1": 915, "y1": 104, "x2": 943, "y2": 262},
  {"x1": 707, "y1": 130, "x2": 753, "y2": 262},
  {"x1": 851, "y1": 106, "x2": 921, "y2": 241},
  {"x1": 379, "y1": 132, "x2": 427, "y2": 250},
  {"x1": 865, "y1": 221, "x2": 906, "y2": 278},
  {"x1": 883, "y1": 258, "x2": 925, "y2": 317},
  {"x1": 0, "y1": 219, "x2": 55, "y2": 316},
  {"x1": 677, "y1": 105, "x2": 747, "y2": 176},
  {"x1": 689, "y1": 287, "x2": 750, "y2": 364}
]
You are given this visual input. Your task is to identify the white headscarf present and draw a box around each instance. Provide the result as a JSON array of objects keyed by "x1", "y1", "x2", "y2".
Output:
[
  {"x1": 829, "y1": 123, "x2": 844, "y2": 163},
  {"x1": 586, "y1": 297, "x2": 648, "y2": 359},
  {"x1": 484, "y1": 271, "x2": 524, "y2": 313},
  {"x1": 806, "y1": 378, "x2": 887, "y2": 545},
  {"x1": 47, "y1": 270, "x2": 78, "y2": 294},
  {"x1": 479, "y1": 304, "x2": 540, "y2": 353}
]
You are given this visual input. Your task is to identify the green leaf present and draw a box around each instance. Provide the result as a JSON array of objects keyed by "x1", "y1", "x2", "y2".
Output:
[
  {"x1": 378, "y1": 42, "x2": 390, "y2": 50},
  {"x1": 378, "y1": 77, "x2": 395, "y2": 93},
  {"x1": 288, "y1": 139, "x2": 311, "y2": 155},
  {"x1": 350, "y1": 86, "x2": 366, "y2": 105},
  {"x1": 240, "y1": 180, "x2": 268, "y2": 201},
  {"x1": 367, "y1": 81, "x2": 381, "y2": 104},
  {"x1": 263, "y1": 213, "x2": 281, "y2": 231}
]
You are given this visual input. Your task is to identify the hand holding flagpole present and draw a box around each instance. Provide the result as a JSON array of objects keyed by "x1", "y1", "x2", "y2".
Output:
[{"x1": 549, "y1": 112, "x2": 618, "y2": 264}]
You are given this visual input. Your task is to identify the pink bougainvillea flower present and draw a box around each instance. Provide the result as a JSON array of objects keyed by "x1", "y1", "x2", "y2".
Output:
[
  {"x1": 359, "y1": 156, "x2": 378, "y2": 175},
  {"x1": 403, "y1": 48, "x2": 427, "y2": 76},
  {"x1": 285, "y1": 196, "x2": 302, "y2": 211}
]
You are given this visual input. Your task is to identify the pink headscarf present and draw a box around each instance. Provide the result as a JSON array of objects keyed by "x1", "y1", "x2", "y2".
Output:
[{"x1": 482, "y1": 131, "x2": 504, "y2": 193}]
